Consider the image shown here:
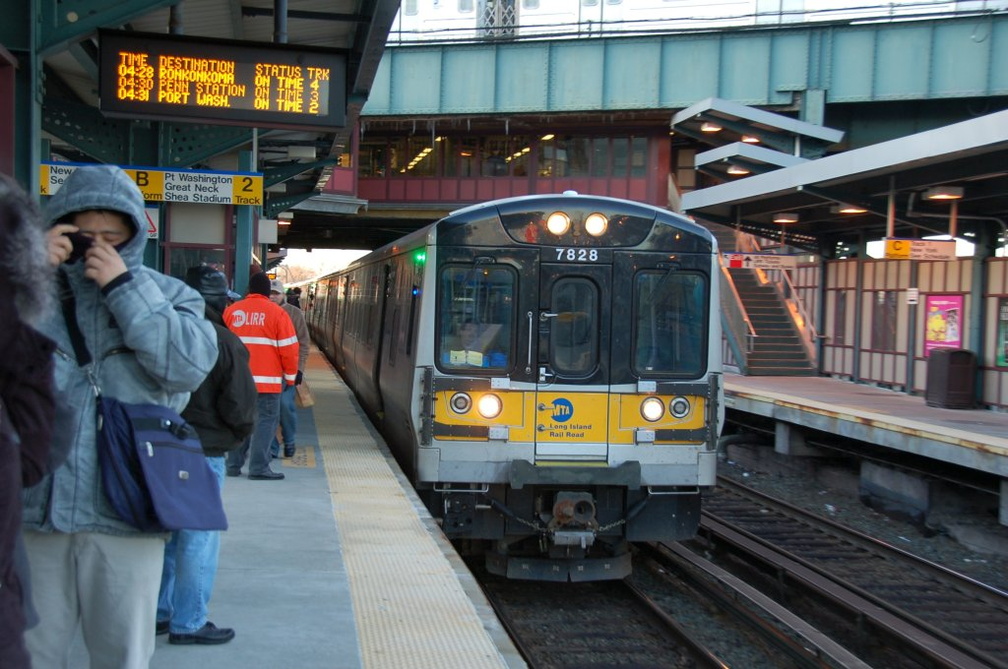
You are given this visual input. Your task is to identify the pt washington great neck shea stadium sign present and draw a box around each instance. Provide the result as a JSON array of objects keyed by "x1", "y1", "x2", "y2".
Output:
[{"x1": 99, "y1": 30, "x2": 346, "y2": 130}]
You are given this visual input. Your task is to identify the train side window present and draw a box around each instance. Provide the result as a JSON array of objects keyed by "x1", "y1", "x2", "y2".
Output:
[
  {"x1": 406, "y1": 285, "x2": 418, "y2": 356},
  {"x1": 437, "y1": 264, "x2": 515, "y2": 371},
  {"x1": 549, "y1": 278, "x2": 598, "y2": 376},
  {"x1": 632, "y1": 270, "x2": 707, "y2": 377},
  {"x1": 388, "y1": 308, "x2": 399, "y2": 366}
]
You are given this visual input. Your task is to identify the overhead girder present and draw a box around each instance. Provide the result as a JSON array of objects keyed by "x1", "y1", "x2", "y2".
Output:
[{"x1": 38, "y1": 0, "x2": 179, "y2": 56}]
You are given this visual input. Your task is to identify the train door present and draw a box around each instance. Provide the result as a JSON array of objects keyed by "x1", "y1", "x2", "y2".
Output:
[{"x1": 534, "y1": 262, "x2": 612, "y2": 462}]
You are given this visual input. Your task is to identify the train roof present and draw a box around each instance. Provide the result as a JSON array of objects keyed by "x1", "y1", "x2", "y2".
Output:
[{"x1": 329, "y1": 193, "x2": 715, "y2": 277}]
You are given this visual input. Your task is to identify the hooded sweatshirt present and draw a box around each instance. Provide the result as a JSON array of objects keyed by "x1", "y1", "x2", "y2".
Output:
[{"x1": 22, "y1": 165, "x2": 218, "y2": 535}]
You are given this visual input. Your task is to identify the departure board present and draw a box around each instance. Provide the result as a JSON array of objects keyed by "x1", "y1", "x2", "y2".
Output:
[{"x1": 99, "y1": 30, "x2": 346, "y2": 130}]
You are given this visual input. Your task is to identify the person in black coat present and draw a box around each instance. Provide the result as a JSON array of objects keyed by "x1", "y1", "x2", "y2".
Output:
[
  {"x1": 0, "y1": 174, "x2": 58, "y2": 668},
  {"x1": 155, "y1": 266, "x2": 257, "y2": 645}
]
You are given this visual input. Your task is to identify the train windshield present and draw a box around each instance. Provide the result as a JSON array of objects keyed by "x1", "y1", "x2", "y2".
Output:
[
  {"x1": 437, "y1": 264, "x2": 515, "y2": 371},
  {"x1": 632, "y1": 270, "x2": 707, "y2": 377},
  {"x1": 549, "y1": 277, "x2": 599, "y2": 376}
]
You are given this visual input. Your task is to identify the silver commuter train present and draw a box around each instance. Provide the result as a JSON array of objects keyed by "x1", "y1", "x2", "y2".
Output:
[{"x1": 306, "y1": 192, "x2": 723, "y2": 581}]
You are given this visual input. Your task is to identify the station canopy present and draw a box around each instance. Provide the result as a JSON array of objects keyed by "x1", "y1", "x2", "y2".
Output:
[{"x1": 681, "y1": 109, "x2": 1008, "y2": 255}]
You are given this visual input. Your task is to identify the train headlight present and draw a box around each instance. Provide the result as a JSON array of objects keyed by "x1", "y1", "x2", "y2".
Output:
[
  {"x1": 640, "y1": 397, "x2": 665, "y2": 422},
  {"x1": 449, "y1": 392, "x2": 472, "y2": 414},
  {"x1": 584, "y1": 212, "x2": 608, "y2": 236},
  {"x1": 669, "y1": 396, "x2": 691, "y2": 418},
  {"x1": 546, "y1": 212, "x2": 571, "y2": 235},
  {"x1": 477, "y1": 393, "x2": 503, "y2": 419}
]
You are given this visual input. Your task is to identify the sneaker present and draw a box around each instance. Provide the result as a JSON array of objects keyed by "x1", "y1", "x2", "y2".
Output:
[
  {"x1": 226, "y1": 468, "x2": 242, "y2": 477},
  {"x1": 283, "y1": 446, "x2": 296, "y2": 458},
  {"x1": 248, "y1": 470, "x2": 285, "y2": 480},
  {"x1": 156, "y1": 620, "x2": 169, "y2": 636},
  {"x1": 168, "y1": 621, "x2": 235, "y2": 645}
]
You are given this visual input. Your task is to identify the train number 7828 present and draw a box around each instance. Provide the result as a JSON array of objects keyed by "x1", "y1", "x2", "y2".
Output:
[{"x1": 555, "y1": 248, "x2": 599, "y2": 262}]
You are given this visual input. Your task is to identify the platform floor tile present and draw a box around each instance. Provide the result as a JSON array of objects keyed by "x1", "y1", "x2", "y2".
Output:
[{"x1": 310, "y1": 358, "x2": 514, "y2": 669}]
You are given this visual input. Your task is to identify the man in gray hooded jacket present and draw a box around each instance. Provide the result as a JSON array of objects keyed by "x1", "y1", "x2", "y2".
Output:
[{"x1": 21, "y1": 165, "x2": 217, "y2": 669}]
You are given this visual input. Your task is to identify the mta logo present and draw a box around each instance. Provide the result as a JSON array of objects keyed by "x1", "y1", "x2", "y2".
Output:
[{"x1": 551, "y1": 398, "x2": 574, "y2": 422}]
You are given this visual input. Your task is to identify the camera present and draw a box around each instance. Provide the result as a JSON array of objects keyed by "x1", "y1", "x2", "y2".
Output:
[{"x1": 64, "y1": 231, "x2": 93, "y2": 264}]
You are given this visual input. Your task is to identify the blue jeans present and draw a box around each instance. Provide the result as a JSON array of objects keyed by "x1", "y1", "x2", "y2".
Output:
[
  {"x1": 157, "y1": 457, "x2": 226, "y2": 633},
  {"x1": 269, "y1": 383, "x2": 297, "y2": 457},
  {"x1": 227, "y1": 392, "x2": 281, "y2": 475}
]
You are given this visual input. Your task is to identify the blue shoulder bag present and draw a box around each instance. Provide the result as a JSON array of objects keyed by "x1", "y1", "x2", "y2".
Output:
[{"x1": 59, "y1": 271, "x2": 228, "y2": 532}]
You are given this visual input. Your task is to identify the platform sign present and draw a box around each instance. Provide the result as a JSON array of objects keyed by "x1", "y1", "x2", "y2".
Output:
[
  {"x1": 145, "y1": 207, "x2": 159, "y2": 239},
  {"x1": 723, "y1": 253, "x2": 798, "y2": 270},
  {"x1": 884, "y1": 238, "x2": 956, "y2": 261},
  {"x1": 98, "y1": 29, "x2": 346, "y2": 131},
  {"x1": 40, "y1": 162, "x2": 263, "y2": 206}
]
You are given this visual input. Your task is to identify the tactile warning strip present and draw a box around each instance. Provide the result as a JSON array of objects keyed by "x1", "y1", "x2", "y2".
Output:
[{"x1": 306, "y1": 354, "x2": 509, "y2": 669}]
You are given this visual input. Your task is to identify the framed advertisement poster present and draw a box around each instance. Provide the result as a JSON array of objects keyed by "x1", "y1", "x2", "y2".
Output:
[
  {"x1": 998, "y1": 298, "x2": 1008, "y2": 367},
  {"x1": 924, "y1": 294, "x2": 963, "y2": 355}
]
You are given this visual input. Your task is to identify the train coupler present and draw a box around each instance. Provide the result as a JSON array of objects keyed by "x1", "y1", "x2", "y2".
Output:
[{"x1": 550, "y1": 530, "x2": 596, "y2": 549}]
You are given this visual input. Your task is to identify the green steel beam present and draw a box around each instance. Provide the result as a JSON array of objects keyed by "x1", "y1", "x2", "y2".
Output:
[
  {"x1": 42, "y1": 97, "x2": 130, "y2": 164},
  {"x1": 263, "y1": 190, "x2": 316, "y2": 219},
  {"x1": 37, "y1": 0, "x2": 178, "y2": 56},
  {"x1": 159, "y1": 124, "x2": 253, "y2": 169},
  {"x1": 4, "y1": 2, "x2": 37, "y2": 189},
  {"x1": 365, "y1": 14, "x2": 1008, "y2": 118},
  {"x1": 264, "y1": 159, "x2": 338, "y2": 188},
  {"x1": 235, "y1": 151, "x2": 255, "y2": 295}
]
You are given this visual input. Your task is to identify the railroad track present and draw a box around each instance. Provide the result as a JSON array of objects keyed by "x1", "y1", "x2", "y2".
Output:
[
  {"x1": 693, "y1": 477, "x2": 1008, "y2": 668},
  {"x1": 476, "y1": 568, "x2": 728, "y2": 668}
]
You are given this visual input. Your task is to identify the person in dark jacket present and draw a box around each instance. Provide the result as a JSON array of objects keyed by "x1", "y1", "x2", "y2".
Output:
[
  {"x1": 156, "y1": 266, "x2": 257, "y2": 646},
  {"x1": 0, "y1": 174, "x2": 57, "y2": 668}
]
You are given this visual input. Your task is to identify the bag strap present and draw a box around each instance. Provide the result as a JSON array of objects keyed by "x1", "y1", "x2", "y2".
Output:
[{"x1": 57, "y1": 270, "x2": 92, "y2": 367}]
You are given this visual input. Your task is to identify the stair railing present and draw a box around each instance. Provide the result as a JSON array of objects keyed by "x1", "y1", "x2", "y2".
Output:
[
  {"x1": 718, "y1": 255, "x2": 757, "y2": 373},
  {"x1": 764, "y1": 267, "x2": 819, "y2": 362},
  {"x1": 735, "y1": 229, "x2": 818, "y2": 365}
]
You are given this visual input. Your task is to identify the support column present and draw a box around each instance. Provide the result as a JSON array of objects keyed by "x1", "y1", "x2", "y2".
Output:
[
  {"x1": 234, "y1": 150, "x2": 255, "y2": 295},
  {"x1": 1000, "y1": 479, "x2": 1008, "y2": 527},
  {"x1": 774, "y1": 422, "x2": 825, "y2": 457}
]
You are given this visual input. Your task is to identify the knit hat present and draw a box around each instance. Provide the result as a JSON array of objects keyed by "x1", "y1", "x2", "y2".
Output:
[
  {"x1": 185, "y1": 266, "x2": 228, "y2": 298},
  {"x1": 248, "y1": 271, "x2": 272, "y2": 296},
  {"x1": 270, "y1": 278, "x2": 284, "y2": 294}
]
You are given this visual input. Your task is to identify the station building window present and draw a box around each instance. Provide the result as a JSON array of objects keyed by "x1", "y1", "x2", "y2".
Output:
[
  {"x1": 481, "y1": 137, "x2": 510, "y2": 176},
  {"x1": 162, "y1": 202, "x2": 232, "y2": 282},
  {"x1": 444, "y1": 137, "x2": 478, "y2": 177},
  {"x1": 629, "y1": 136, "x2": 646, "y2": 177},
  {"x1": 360, "y1": 140, "x2": 388, "y2": 177},
  {"x1": 359, "y1": 133, "x2": 649, "y2": 181},
  {"x1": 871, "y1": 290, "x2": 897, "y2": 352},
  {"x1": 386, "y1": 136, "x2": 440, "y2": 176},
  {"x1": 833, "y1": 291, "x2": 847, "y2": 346},
  {"x1": 166, "y1": 248, "x2": 229, "y2": 282}
]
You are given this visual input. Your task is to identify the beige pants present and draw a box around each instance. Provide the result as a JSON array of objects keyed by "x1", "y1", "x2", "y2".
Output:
[{"x1": 22, "y1": 530, "x2": 165, "y2": 669}]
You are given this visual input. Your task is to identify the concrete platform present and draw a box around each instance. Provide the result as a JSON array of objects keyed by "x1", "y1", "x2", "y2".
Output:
[
  {"x1": 724, "y1": 373, "x2": 1008, "y2": 476},
  {"x1": 723, "y1": 372, "x2": 1008, "y2": 531},
  {"x1": 68, "y1": 348, "x2": 524, "y2": 668}
]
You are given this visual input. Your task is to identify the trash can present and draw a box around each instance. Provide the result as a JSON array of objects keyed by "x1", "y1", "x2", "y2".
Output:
[{"x1": 925, "y1": 348, "x2": 976, "y2": 409}]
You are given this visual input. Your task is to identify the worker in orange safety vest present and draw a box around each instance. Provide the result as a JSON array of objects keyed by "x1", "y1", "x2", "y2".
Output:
[{"x1": 223, "y1": 271, "x2": 298, "y2": 480}]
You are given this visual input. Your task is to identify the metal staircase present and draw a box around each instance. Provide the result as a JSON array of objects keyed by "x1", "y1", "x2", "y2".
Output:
[
  {"x1": 706, "y1": 222, "x2": 818, "y2": 376},
  {"x1": 727, "y1": 269, "x2": 818, "y2": 375}
]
